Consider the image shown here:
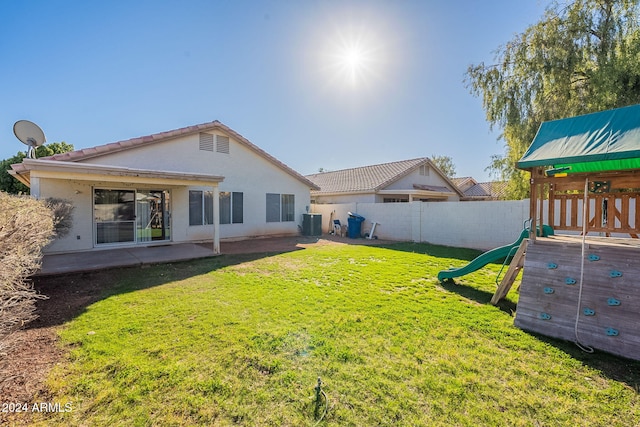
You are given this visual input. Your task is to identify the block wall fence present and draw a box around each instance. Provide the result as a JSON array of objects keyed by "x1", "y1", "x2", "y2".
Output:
[
  {"x1": 311, "y1": 200, "x2": 530, "y2": 250},
  {"x1": 312, "y1": 199, "x2": 639, "y2": 250}
]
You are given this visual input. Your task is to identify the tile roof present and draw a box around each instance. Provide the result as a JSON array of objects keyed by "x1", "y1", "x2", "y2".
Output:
[
  {"x1": 306, "y1": 158, "x2": 461, "y2": 196},
  {"x1": 451, "y1": 176, "x2": 476, "y2": 188},
  {"x1": 463, "y1": 181, "x2": 508, "y2": 199},
  {"x1": 44, "y1": 120, "x2": 319, "y2": 190}
]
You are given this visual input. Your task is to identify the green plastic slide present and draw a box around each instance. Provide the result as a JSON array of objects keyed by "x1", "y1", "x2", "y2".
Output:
[{"x1": 437, "y1": 226, "x2": 552, "y2": 282}]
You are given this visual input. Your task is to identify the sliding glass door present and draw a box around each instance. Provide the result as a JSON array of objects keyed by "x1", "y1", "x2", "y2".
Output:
[
  {"x1": 94, "y1": 189, "x2": 136, "y2": 244},
  {"x1": 94, "y1": 189, "x2": 170, "y2": 245},
  {"x1": 136, "y1": 190, "x2": 170, "y2": 243}
]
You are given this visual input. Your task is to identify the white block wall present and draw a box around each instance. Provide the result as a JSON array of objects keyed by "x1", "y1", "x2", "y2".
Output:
[
  {"x1": 312, "y1": 200, "x2": 533, "y2": 250},
  {"x1": 418, "y1": 200, "x2": 530, "y2": 249}
]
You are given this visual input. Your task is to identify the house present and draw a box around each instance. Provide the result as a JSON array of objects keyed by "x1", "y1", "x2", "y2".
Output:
[
  {"x1": 10, "y1": 120, "x2": 319, "y2": 255},
  {"x1": 452, "y1": 177, "x2": 507, "y2": 201},
  {"x1": 306, "y1": 158, "x2": 463, "y2": 204}
]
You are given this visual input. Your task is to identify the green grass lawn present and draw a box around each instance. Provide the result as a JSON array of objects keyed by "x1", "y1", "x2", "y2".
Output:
[{"x1": 29, "y1": 243, "x2": 640, "y2": 426}]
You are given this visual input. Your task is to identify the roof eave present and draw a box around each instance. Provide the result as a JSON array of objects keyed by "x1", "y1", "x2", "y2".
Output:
[{"x1": 13, "y1": 158, "x2": 225, "y2": 187}]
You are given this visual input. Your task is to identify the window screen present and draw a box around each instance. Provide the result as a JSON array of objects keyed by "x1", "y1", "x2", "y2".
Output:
[
  {"x1": 266, "y1": 193, "x2": 281, "y2": 222},
  {"x1": 281, "y1": 194, "x2": 295, "y2": 222}
]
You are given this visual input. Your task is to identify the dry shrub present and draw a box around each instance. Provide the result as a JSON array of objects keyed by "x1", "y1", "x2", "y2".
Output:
[
  {"x1": 45, "y1": 197, "x2": 74, "y2": 238},
  {"x1": 0, "y1": 192, "x2": 55, "y2": 357}
]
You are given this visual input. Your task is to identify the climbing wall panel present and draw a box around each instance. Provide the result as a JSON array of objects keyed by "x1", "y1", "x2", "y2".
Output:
[{"x1": 515, "y1": 237, "x2": 640, "y2": 361}]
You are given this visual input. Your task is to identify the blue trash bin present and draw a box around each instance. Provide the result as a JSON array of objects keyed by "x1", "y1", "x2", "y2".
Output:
[{"x1": 347, "y1": 212, "x2": 365, "y2": 238}]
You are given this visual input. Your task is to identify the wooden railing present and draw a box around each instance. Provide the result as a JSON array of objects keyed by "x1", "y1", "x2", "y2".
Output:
[{"x1": 548, "y1": 192, "x2": 640, "y2": 237}]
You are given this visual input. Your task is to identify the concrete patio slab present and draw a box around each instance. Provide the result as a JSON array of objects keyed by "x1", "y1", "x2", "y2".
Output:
[
  {"x1": 37, "y1": 235, "x2": 393, "y2": 276},
  {"x1": 38, "y1": 243, "x2": 216, "y2": 276}
]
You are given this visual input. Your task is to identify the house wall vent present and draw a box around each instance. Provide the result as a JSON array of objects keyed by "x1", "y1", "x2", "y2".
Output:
[
  {"x1": 199, "y1": 133, "x2": 214, "y2": 151},
  {"x1": 216, "y1": 135, "x2": 230, "y2": 154}
]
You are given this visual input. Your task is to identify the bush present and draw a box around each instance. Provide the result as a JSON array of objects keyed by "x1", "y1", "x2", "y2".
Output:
[
  {"x1": 0, "y1": 192, "x2": 55, "y2": 356},
  {"x1": 45, "y1": 197, "x2": 74, "y2": 238}
]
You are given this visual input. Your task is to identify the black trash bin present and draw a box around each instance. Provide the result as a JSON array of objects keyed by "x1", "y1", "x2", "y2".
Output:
[{"x1": 347, "y1": 212, "x2": 365, "y2": 238}]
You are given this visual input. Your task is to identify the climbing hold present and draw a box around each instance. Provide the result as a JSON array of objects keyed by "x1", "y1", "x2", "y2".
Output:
[
  {"x1": 539, "y1": 312, "x2": 552, "y2": 320},
  {"x1": 609, "y1": 270, "x2": 623, "y2": 278},
  {"x1": 606, "y1": 328, "x2": 619, "y2": 337},
  {"x1": 588, "y1": 254, "x2": 600, "y2": 262},
  {"x1": 565, "y1": 278, "x2": 576, "y2": 285},
  {"x1": 583, "y1": 308, "x2": 595, "y2": 316},
  {"x1": 547, "y1": 263, "x2": 558, "y2": 269},
  {"x1": 607, "y1": 298, "x2": 621, "y2": 306},
  {"x1": 543, "y1": 287, "x2": 555, "y2": 294}
]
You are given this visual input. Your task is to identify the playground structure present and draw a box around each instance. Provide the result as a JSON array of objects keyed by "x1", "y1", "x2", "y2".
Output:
[
  {"x1": 513, "y1": 105, "x2": 640, "y2": 361},
  {"x1": 440, "y1": 105, "x2": 640, "y2": 360}
]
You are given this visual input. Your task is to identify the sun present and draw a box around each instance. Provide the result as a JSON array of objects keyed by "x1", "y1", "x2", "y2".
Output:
[
  {"x1": 338, "y1": 44, "x2": 368, "y2": 85},
  {"x1": 319, "y1": 24, "x2": 385, "y2": 90}
]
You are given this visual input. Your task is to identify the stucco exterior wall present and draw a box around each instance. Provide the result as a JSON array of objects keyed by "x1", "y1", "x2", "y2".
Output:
[{"x1": 37, "y1": 178, "x2": 94, "y2": 252}]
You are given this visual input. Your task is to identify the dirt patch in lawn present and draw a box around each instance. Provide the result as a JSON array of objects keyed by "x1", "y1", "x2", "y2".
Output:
[{"x1": 0, "y1": 270, "x2": 107, "y2": 425}]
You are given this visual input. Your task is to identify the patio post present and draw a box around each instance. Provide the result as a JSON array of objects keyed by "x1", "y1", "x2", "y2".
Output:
[{"x1": 213, "y1": 184, "x2": 220, "y2": 254}]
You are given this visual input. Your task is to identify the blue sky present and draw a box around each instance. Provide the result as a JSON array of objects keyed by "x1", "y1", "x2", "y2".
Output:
[{"x1": 1, "y1": 1, "x2": 548, "y2": 181}]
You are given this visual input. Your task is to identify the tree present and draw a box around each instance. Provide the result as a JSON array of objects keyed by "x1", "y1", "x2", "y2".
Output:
[
  {"x1": 431, "y1": 155, "x2": 456, "y2": 178},
  {"x1": 0, "y1": 142, "x2": 74, "y2": 194},
  {"x1": 466, "y1": 0, "x2": 640, "y2": 199}
]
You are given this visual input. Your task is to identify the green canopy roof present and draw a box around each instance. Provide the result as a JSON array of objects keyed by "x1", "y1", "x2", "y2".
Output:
[{"x1": 517, "y1": 104, "x2": 640, "y2": 174}]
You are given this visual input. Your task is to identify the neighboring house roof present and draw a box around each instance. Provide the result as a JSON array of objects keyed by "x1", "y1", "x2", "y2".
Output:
[
  {"x1": 461, "y1": 181, "x2": 508, "y2": 200},
  {"x1": 451, "y1": 176, "x2": 477, "y2": 191},
  {"x1": 306, "y1": 158, "x2": 464, "y2": 197},
  {"x1": 43, "y1": 120, "x2": 319, "y2": 190}
]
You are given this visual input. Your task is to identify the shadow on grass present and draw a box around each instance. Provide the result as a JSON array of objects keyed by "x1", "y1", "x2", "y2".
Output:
[
  {"x1": 528, "y1": 331, "x2": 640, "y2": 392},
  {"x1": 380, "y1": 241, "x2": 485, "y2": 262},
  {"x1": 29, "y1": 251, "x2": 280, "y2": 330},
  {"x1": 439, "y1": 279, "x2": 640, "y2": 393},
  {"x1": 29, "y1": 236, "x2": 392, "y2": 331},
  {"x1": 439, "y1": 278, "x2": 517, "y2": 316}
]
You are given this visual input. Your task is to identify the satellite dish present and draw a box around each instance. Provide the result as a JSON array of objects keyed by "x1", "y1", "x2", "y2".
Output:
[{"x1": 13, "y1": 120, "x2": 46, "y2": 159}]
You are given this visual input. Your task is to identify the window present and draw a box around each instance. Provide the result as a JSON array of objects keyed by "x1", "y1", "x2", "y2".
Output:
[
  {"x1": 281, "y1": 194, "x2": 295, "y2": 221},
  {"x1": 189, "y1": 190, "x2": 214, "y2": 226},
  {"x1": 266, "y1": 193, "x2": 295, "y2": 222},
  {"x1": 419, "y1": 165, "x2": 429, "y2": 176},
  {"x1": 266, "y1": 193, "x2": 280, "y2": 222},
  {"x1": 220, "y1": 191, "x2": 243, "y2": 224}
]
